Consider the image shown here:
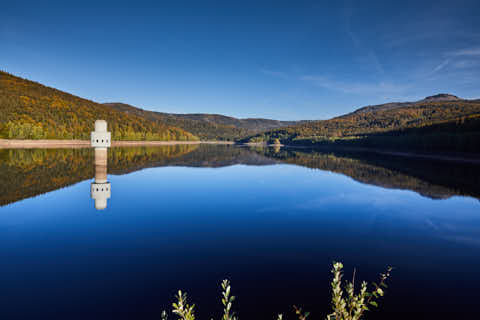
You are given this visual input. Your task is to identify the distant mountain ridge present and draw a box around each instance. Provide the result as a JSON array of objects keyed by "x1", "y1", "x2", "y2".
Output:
[
  {"x1": 2, "y1": 70, "x2": 479, "y2": 154},
  {"x1": 243, "y1": 94, "x2": 480, "y2": 154},
  {"x1": 351, "y1": 94, "x2": 462, "y2": 115},
  {"x1": 104, "y1": 102, "x2": 301, "y2": 140},
  {"x1": 423, "y1": 93, "x2": 461, "y2": 101}
]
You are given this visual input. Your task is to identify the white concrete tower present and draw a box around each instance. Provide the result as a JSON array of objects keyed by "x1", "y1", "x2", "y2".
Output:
[
  {"x1": 91, "y1": 120, "x2": 111, "y2": 210},
  {"x1": 91, "y1": 120, "x2": 111, "y2": 148}
]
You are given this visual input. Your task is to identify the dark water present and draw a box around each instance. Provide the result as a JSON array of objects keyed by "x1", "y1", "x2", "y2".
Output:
[{"x1": 0, "y1": 145, "x2": 479, "y2": 320}]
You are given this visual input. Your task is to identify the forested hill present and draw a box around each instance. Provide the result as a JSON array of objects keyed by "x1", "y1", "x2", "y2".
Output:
[
  {"x1": 349, "y1": 94, "x2": 462, "y2": 115},
  {"x1": 0, "y1": 71, "x2": 198, "y2": 141},
  {"x1": 104, "y1": 102, "x2": 301, "y2": 141},
  {"x1": 243, "y1": 95, "x2": 480, "y2": 154}
]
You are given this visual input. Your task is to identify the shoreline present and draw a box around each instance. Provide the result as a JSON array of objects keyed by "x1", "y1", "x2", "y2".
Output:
[{"x1": 0, "y1": 139, "x2": 234, "y2": 149}]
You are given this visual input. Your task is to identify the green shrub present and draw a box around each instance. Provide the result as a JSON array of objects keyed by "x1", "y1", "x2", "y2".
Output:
[{"x1": 163, "y1": 263, "x2": 392, "y2": 320}]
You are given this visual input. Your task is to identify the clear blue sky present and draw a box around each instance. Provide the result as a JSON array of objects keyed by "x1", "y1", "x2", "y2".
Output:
[{"x1": 2, "y1": 0, "x2": 480, "y2": 120}]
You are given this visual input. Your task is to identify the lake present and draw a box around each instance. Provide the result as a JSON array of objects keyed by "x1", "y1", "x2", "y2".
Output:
[{"x1": 0, "y1": 144, "x2": 479, "y2": 319}]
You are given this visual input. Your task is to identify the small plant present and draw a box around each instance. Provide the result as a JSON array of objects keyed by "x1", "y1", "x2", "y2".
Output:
[
  {"x1": 166, "y1": 279, "x2": 237, "y2": 320},
  {"x1": 294, "y1": 305, "x2": 310, "y2": 320},
  {"x1": 172, "y1": 290, "x2": 195, "y2": 320},
  {"x1": 325, "y1": 262, "x2": 393, "y2": 320},
  {"x1": 221, "y1": 279, "x2": 237, "y2": 320},
  {"x1": 161, "y1": 310, "x2": 168, "y2": 320},
  {"x1": 163, "y1": 262, "x2": 392, "y2": 320}
]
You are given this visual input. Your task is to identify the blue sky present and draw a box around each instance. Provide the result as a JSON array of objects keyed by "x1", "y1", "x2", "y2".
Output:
[{"x1": 1, "y1": 0, "x2": 480, "y2": 120}]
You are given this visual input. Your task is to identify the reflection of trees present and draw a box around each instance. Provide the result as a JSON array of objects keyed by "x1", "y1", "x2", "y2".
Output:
[
  {"x1": 108, "y1": 144, "x2": 278, "y2": 174},
  {"x1": 1, "y1": 145, "x2": 479, "y2": 207},
  {"x1": 255, "y1": 147, "x2": 480, "y2": 200},
  {"x1": 108, "y1": 144, "x2": 200, "y2": 173},
  {"x1": 0, "y1": 148, "x2": 94, "y2": 206},
  {"x1": 0, "y1": 145, "x2": 199, "y2": 206},
  {"x1": 0, "y1": 144, "x2": 277, "y2": 207}
]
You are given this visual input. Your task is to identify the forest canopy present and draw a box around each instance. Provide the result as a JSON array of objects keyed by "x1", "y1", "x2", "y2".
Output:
[
  {"x1": 242, "y1": 98, "x2": 480, "y2": 153},
  {"x1": 2, "y1": 70, "x2": 479, "y2": 154},
  {"x1": 0, "y1": 71, "x2": 198, "y2": 141}
]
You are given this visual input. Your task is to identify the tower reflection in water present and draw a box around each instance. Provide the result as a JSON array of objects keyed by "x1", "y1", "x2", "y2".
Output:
[
  {"x1": 91, "y1": 148, "x2": 111, "y2": 210},
  {"x1": 90, "y1": 120, "x2": 111, "y2": 210}
]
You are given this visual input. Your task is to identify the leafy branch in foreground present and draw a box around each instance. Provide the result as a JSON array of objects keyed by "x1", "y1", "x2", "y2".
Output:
[
  {"x1": 162, "y1": 262, "x2": 392, "y2": 320},
  {"x1": 325, "y1": 262, "x2": 393, "y2": 320},
  {"x1": 166, "y1": 279, "x2": 237, "y2": 320},
  {"x1": 221, "y1": 279, "x2": 237, "y2": 320},
  {"x1": 172, "y1": 290, "x2": 195, "y2": 320}
]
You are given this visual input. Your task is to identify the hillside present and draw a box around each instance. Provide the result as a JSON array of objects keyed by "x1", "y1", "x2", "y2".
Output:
[
  {"x1": 104, "y1": 102, "x2": 300, "y2": 141},
  {"x1": 3, "y1": 70, "x2": 478, "y2": 150},
  {"x1": 350, "y1": 94, "x2": 461, "y2": 115},
  {"x1": 243, "y1": 95, "x2": 480, "y2": 154},
  {"x1": 0, "y1": 71, "x2": 198, "y2": 141}
]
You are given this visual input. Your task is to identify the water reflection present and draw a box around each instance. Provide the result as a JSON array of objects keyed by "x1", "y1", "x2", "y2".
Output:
[
  {"x1": 0, "y1": 145, "x2": 479, "y2": 320},
  {"x1": 252, "y1": 147, "x2": 480, "y2": 200},
  {"x1": 91, "y1": 148, "x2": 111, "y2": 210},
  {"x1": 90, "y1": 120, "x2": 112, "y2": 210},
  {"x1": 0, "y1": 144, "x2": 479, "y2": 208}
]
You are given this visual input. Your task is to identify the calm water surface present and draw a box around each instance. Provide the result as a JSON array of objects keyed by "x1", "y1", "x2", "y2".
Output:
[{"x1": 0, "y1": 145, "x2": 479, "y2": 319}]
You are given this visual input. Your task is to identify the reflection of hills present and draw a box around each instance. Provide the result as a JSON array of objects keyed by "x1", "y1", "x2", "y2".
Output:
[
  {"x1": 1, "y1": 145, "x2": 479, "y2": 207},
  {"x1": 0, "y1": 148, "x2": 94, "y2": 206},
  {"x1": 254, "y1": 148, "x2": 480, "y2": 200},
  {"x1": 0, "y1": 145, "x2": 277, "y2": 206},
  {"x1": 108, "y1": 144, "x2": 278, "y2": 175}
]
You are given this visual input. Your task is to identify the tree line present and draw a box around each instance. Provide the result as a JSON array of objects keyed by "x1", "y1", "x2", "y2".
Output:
[
  {"x1": 0, "y1": 71, "x2": 198, "y2": 141},
  {"x1": 243, "y1": 101, "x2": 480, "y2": 154}
]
